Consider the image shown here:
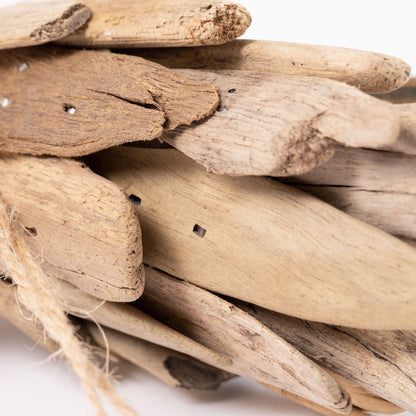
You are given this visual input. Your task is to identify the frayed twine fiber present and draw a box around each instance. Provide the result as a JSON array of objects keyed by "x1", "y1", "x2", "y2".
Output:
[{"x1": 0, "y1": 199, "x2": 138, "y2": 416}]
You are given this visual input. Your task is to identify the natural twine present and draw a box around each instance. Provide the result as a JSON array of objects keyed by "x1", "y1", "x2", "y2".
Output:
[{"x1": 0, "y1": 199, "x2": 138, "y2": 416}]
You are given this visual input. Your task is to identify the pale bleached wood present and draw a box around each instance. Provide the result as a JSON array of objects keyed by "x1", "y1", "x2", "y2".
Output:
[
  {"x1": 283, "y1": 146, "x2": 416, "y2": 241},
  {"x1": 0, "y1": 279, "x2": 57, "y2": 352},
  {"x1": 137, "y1": 267, "x2": 351, "y2": 413},
  {"x1": 0, "y1": 154, "x2": 143, "y2": 302},
  {"x1": 262, "y1": 384, "x2": 368, "y2": 416},
  {"x1": 0, "y1": 1, "x2": 91, "y2": 50},
  {"x1": 87, "y1": 324, "x2": 234, "y2": 391},
  {"x1": 51, "y1": 279, "x2": 230, "y2": 370},
  {"x1": 88, "y1": 147, "x2": 416, "y2": 329},
  {"x1": 384, "y1": 103, "x2": 416, "y2": 155},
  {"x1": 326, "y1": 371, "x2": 403, "y2": 415},
  {"x1": 236, "y1": 301, "x2": 416, "y2": 413},
  {"x1": 0, "y1": 47, "x2": 218, "y2": 157},
  {"x1": 161, "y1": 69, "x2": 400, "y2": 176},
  {"x1": 133, "y1": 39, "x2": 410, "y2": 94},
  {"x1": 57, "y1": 0, "x2": 251, "y2": 48}
]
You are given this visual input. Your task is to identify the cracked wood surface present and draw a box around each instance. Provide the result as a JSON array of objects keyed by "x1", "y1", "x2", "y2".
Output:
[
  {"x1": 0, "y1": 154, "x2": 144, "y2": 302},
  {"x1": 0, "y1": 46, "x2": 218, "y2": 157},
  {"x1": 51, "y1": 279, "x2": 229, "y2": 370},
  {"x1": 0, "y1": 1, "x2": 91, "y2": 50},
  {"x1": 87, "y1": 323, "x2": 233, "y2": 391},
  {"x1": 57, "y1": 0, "x2": 251, "y2": 48},
  {"x1": 161, "y1": 69, "x2": 400, "y2": 176},
  {"x1": 88, "y1": 147, "x2": 416, "y2": 329},
  {"x1": 133, "y1": 39, "x2": 411, "y2": 94},
  {"x1": 283, "y1": 146, "x2": 416, "y2": 242},
  {"x1": 236, "y1": 300, "x2": 416, "y2": 414},
  {"x1": 137, "y1": 267, "x2": 351, "y2": 413}
]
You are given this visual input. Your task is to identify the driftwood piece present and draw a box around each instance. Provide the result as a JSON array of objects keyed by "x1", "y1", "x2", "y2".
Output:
[
  {"x1": 0, "y1": 1, "x2": 91, "y2": 50},
  {"x1": 57, "y1": 0, "x2": 251, "y2": 48},
  {"x1": 160, "y1": 69, "x2": 400, "y2": 176},
  {"x1": 0, "y1": 47, "x2": 218, "y2": 157},
  {"x1": 262, "y1": 384, "x2": 368, "y2": 416},
  {"x1": 0, "y1": 279, "x2": 57, "y2": 352},
  {"x1": 88, "y1": 147, "x2": 416, "y2": 329},
  {"x1": 0, "y1": 154, "x2": 143, "y2": 302},
  {"x1": 236, "y1": 301, "x2": 416, "y2": 413},
  {"x1": 137, "y1": 267, "x2": 351, "y2": 413},
  {"x1": 283, "y1": 146, "x2": 416, "y2": 241},
  {"x1": 87, "y1": 324, "x2": 233, "y2": 390},
  {"x1": 51, "y1": 279, "x2": 229, "y2": 369},
  {"x1": 133, "y1": 39, "x2": 411, "y2": 94}
]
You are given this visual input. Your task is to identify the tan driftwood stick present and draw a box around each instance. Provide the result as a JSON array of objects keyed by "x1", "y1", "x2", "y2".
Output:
[
  {"x1": 326, "y1": 371, "x2": 403, "y2": 415},
  {"x1": 0, "y1": 1, "x2": 91, "y2": 50},
  {"x1": 0, "y1": 154, "x2": 143, "y2": 302},
  {"x1": 262, "y1": 384, "x2": 368, "y2": 416},
  {"x1": 235, "y1": 301, "x2": 416, "y2": 413},
  {"x1": 160, "y1": 70, "x2": 400, "y2": 177},
  {"x1": 57, "y1": 0, "x2": 251, "y2": 48},
  {"x1": 88, "y1": 148, "x2": 416, "y2": 329},
  {"x1": 0, "y1": 279, "x2": 57, "y2": 352},
  {"x1": 51, "y1": 279, "x2": 230, "y2": 370},
  {"x1": 137, "y1": 267, "x2": 351, "y2": 413},
  {"x1": 87, "y1": 324, "x2": 234, "y2": 391},
  {"x1": 283, "y1": 146, "x2": 416, "y2": 240},
  {"x1": 0, "y1": 47, "x2": 218, "y2": 157},
  {"x1": 131, "y1": 39, "x2": 410, "y2": 94}
]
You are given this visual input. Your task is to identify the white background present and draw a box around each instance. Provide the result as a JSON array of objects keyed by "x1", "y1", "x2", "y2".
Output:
[{"x1": 0, "y1": 0, "x2": 414, "y2": 415}]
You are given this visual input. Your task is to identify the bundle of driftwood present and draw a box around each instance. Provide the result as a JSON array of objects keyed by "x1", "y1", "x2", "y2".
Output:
[{"x1": 1, "y1": 1, "x2": 415, "y2": 415}]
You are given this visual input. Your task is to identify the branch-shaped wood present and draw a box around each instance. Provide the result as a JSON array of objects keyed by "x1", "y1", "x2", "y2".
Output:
[
  {"x1": 88, "y1": 147, "x2": 416, "y2": 329},
  {"x1": 0, "y1": 154, "x2": 143, "y2": 302},
  {"x1": 133, "y1": 39, "x2": 411, "y2": 94},
  {"x1": 0, "y1": 1, "x2": 91, "y2": 50},
  {"x1": 0, "y1": 46, "x2": 218, "y2": 156},
  {"x1": 236, "y1": 300, "x2": 416, "y2": 413},
  {"x1": 87, "y1": 323, "x2": 234, "y2": 391},
  {"x1": 161, "y1": 69, "x2": 400, "y2": 176},
  {"x1": 57, "y1": 0, "x2": 251, "y2": 48},
  {"x1": 136, "y1": 267, "x2": 351, "y2": 413}
]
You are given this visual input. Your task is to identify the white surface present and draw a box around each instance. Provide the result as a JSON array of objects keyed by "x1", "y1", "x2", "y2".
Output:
[{"x1": 0, "y1": 0, "x2": 414, "y2": 415}]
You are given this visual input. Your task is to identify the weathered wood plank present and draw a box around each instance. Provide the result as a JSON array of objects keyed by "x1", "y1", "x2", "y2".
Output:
[
  {"x1": 0, "y1": 154, "x2": 143, "y2": 302},
  {"x1": 57, "y1": 0, "x2": 251, "y2": 48},
  {"x1": 161, "y1": 69, "x2": 400, "y2": 176},
  {"x1": 132, "y1": 39, "x2": 410, "y2": 93},
  {"x1": 0, "y1": 47, "x2": 218, "y2": 156},
  {"x1": 88, "y1": 147, "x2": 416, "y2": 329},
  {"x1": 237, "y1": 301, "x2": 416, "y2": 413},
  {"x1": 0, "y1": 1, "x2": 91, "y2": 50},
  {"x1": 87, "y1": 324, "x2": 234, "y2": 391},
  {"x1": 137, "y1": 267, "x2": 351, "y2": 413}
]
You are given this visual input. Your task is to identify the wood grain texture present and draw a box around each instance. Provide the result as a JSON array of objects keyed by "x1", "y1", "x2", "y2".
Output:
[
  {"x1": 0, "y1": 154, "x2": 143, "y2": 302},
  {"x1": 283, "y1": 146, "x2": 416, "y2": 241},
  {"x1": 88, "y1": 147, "x2": 416, "y2": 329},
  {"x1": 138, "y1": 267, "x2": 351, "y2": 413},
  {"x1": 161, "y1": 69, "x2": 400, "y2": 176},
  {"x1": 0, "y1": 1, "x2": 91, "y2": 50},
  {"x1": 0, "y1": 46, "x2": 218, "y2": 157},
  {"x1": 51, "y1": 279, "x2": 229, "y2": 370},
  {"x1": 132, "y1": 39, "x2": 411, "y2": 94},
  {"x1": 236, "y1": 301, "x2": 416, "y2": 413},
  {"x1": 0, "y1": 279, "x2": 57, "y2": 352},
  {"x1": 57, "y1": 0, "x2": 251, "y2": 48},
  {"x1": 87, "y1": 324, "x2": 233, "y2": 391}
]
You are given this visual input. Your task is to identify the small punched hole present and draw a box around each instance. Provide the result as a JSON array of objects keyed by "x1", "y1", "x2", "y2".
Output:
[
  {"x1": 129, "y1": 194, "x2": 142, "y2": 206},
  {"x1": 217, "y1": 106, "x2": 228, "y2": 114},
  {"x1": 228, "y1": 88, "x2": 236, "y2": 93},
  {"x1": 1, "y1": 98, "x2": 10, "y2": 108},
  {"x1": 17, "y1": 62, "x2": 29, "y2": 72},
  {"x1": 25, "y1": 227, "x2": 38, "y2": 236},
  {"x1": 193, "y1": 224, "x2": 206, "y2": 238},
  {"x1": 64, "y1": 104, "x2": 76, "y2": 114}
]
